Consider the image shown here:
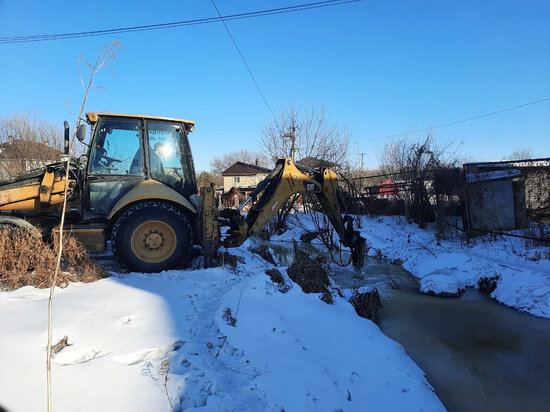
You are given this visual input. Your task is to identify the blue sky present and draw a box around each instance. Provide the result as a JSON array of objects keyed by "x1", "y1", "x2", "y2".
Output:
[{"x1": 1, "y1": 0, "x2": 549, "y2": 172}]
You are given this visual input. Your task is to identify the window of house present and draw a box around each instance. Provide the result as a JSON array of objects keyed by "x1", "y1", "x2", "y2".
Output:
[{"x1": 234, "y1": 176, "x2": 240, "y2": 183}]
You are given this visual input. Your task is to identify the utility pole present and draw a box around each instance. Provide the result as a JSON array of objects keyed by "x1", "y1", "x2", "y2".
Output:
[
  {"x1": 360, "y1": 153, "x2": 366, "y2": 171},
  {"x1": 283, "y1": 125, "x2": 297, "y2": 161}
]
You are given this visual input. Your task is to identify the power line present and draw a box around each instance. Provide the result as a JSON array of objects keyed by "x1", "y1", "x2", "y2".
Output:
[
  {"x1": 0, "y1": 0, "x2": 362, "y2": 44},
  {"x1": 367, "y1": 97, "x2": 550, "y2": 142},
  {"x1": 209, "y1": 0, "x2": 276, "y2": 122}
]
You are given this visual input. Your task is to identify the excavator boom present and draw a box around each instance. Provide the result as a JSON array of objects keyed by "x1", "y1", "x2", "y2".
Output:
[{"x1": 215, "y1": 158, "x2": 366, "y2": 267}]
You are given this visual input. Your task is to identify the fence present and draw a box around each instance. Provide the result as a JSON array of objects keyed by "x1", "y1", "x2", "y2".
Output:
[
  {"x1": 347, "y1": 168, "x2": 464, "y2": 227},
  {"x1": 340, "y1": 158, "x2": 549, "y2": 241},
  {"x1": 463, "y1": 158, "x2": 550, "y2": 232}
]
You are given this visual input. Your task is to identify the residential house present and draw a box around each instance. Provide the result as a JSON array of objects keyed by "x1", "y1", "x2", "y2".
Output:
[
  {"x1": 0, "y1": 138, "x2": 62, "y2": 178},
  {"x1": 220, "y1": 161, "x2": 271, "y2": 208}
]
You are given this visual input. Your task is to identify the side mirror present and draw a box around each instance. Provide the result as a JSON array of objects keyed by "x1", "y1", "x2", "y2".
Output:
[{"x1": 76, "y1": 124, "x2": 87, "y2": 142}]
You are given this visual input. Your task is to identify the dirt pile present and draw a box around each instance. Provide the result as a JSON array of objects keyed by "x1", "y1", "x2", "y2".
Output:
[
  {"x1": 287, "y1": 242, "x2": 334, "y2": 303},
  {"x1": 349, "y1": 289, "x2": 383, "y2": 323},
  {"x1": 300, "y1": 231, "x2": 319, "y2": 243},
  {"x1": 0, "y1": 227, "x2": 106, "y2": 290},
  {"x1": 249, "y1": 245, "x2": 276, "y2": 265},
  {"x1": 221, "y1": 252, "x2": 245, "y2": 271},
  {"x1": 477, "y1": 276, "x2": 500, "y2": 294},
  {"x1": 265, "y1": 268, "x2": 284, "y2": 284},
  {"x1": 265, "y1": 268, "x2": 291, "y2": 293}
]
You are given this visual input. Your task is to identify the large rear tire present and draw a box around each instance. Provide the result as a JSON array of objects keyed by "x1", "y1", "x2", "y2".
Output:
[
  {"x1": 0, "y1": 216, "x2": 41, "y2": 239},
  {"x1": 111, "y1": 201, "x2": 193, "y2": 272}
]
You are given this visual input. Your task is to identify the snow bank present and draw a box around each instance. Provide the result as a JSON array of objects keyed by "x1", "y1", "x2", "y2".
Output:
[
  {"x1": 419, "y1": 273, "x2": 465, "y2": 297},
  {"x1": 0, "y1": 245, "x2": 443, "y2": 411},
  {"x1": 219, "y1": 269, "x2": 443, "y2": 411},
  {"x1": 275, "y1": 214, "x2": 550, "y2": 318}
]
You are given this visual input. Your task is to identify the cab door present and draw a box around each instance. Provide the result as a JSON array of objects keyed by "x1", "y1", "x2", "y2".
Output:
[
  {"x1": 145, "y1": 120, "x2": 197, "y2": 197},
  {"x1": 84, "y1": 117, "x2": 145, "y2": 217}
]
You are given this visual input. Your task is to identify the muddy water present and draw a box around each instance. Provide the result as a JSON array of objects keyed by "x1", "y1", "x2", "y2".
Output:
[{"x1": 261, "y1": 240, "x2": 550, "y2": 412}]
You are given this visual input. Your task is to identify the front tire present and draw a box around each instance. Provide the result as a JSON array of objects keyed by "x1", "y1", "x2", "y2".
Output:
[{"x1": 111, "y1": 201, "x2": 193, "y2": 272}]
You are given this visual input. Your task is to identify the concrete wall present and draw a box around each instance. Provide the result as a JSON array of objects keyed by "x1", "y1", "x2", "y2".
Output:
[
  {"x1": 525, "y1": 170, "x2": 550, "y2": 211},
  {"x1": 466, "y1": 180, "x2": 515, "y2": 231}
]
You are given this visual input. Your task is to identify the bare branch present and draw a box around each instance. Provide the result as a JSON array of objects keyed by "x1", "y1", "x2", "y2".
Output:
[
  {"x1": 47, "y1": 40, "x2": 123, "y2": 412},
  {"x1": 209, "y1": 149, "x2": 269, "y2": 177},
  {"x1": 0, "y1": 111, "x2": 63, "y2": 178},
  {"x1": 260, "y1": 105, "x2": 351, "y2": 168}
]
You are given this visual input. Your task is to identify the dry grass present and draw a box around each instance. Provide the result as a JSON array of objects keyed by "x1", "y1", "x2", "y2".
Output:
[{"x1": 0, "y1": 227, "x2": 106, "y2": 290}]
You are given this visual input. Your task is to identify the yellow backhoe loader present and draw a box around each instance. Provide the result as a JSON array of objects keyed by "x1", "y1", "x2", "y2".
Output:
[{"x1": 0, "y1": 113, "x2": 365, "y2": 272}]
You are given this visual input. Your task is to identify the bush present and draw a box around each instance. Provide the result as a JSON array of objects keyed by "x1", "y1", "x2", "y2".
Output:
[{"x1": 0, "y1": 227, "x2": 106, "y2": 290}]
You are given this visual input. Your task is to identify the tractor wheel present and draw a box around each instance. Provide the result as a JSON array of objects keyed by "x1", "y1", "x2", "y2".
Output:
[
  {"x1": 0, "y1": 216, "x2": 41, "y2": 239},
  {"x1": 111, "y1": 201, "x2": 193, "y2": 272}
]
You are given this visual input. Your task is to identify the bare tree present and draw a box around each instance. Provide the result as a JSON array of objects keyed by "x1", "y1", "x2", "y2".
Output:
[
  {"x1": 0, "y1": 111, "x2": 63, "y2": 177},
  {"x1": 47, "y1": 40, "x2": 123, "y2": 412},
  {"x1": 378, "y1": 134, "x2": 457, "y2": 175},
  {"x1": 196, "y1": 170, "x2": 216, "y2": 189},
  {"x1": 505, "y1": 148, "x2": 534, "y2": 161},
  {"x1": 377, "y1": 134, "x2": 460, "y2": 226},
  {"x1": 258, "y1": 106, "x2": 352, "y2": 234},
  {"x1": 209, "y1": 149, "x2": 269, "y2": 177},
  {"x1": 260, "y1": 106, "x2": 351, "y2": 167}
]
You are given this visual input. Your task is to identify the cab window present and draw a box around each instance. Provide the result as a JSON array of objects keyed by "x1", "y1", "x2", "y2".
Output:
[
  {"x1": 147, "y1": 121, "x2": 196, "y2": 194},
  {"x1": 89, "y1": 118, "x2": 143, "y2": 175}
]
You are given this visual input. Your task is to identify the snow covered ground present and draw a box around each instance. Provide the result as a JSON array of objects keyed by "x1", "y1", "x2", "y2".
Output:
[
  {"x1": 0, "y1": 244, "x2": 444, "y2": 412},
  {"x1": 275, "y1": 214, "x2": 550, "y2": 319}
]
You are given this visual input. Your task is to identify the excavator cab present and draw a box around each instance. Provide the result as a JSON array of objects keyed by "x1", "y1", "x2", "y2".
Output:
[{"x1": 83, "y1": 113, "x2": 197, "y2": 218}]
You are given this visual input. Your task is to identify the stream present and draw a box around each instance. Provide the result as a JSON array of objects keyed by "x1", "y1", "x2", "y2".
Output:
[{"x1": 260, "y1": 240, "x2": 550, "y2": 412}]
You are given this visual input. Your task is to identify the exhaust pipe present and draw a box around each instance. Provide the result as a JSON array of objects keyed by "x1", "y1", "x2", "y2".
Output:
[{"x1": 63, "y1": 121, "x2": 69, "y2": 155}]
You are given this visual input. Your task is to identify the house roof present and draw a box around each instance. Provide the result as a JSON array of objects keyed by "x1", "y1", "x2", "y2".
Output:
[
  {"x1": 296, "y1": 157, "x2": 338, "y2": 169},
  {"x1": 0, "y1": 139, "x2": 62, "y2": 160},
  {"x1": 221, "y1": 161, "x2": 271, "y2": 176}
]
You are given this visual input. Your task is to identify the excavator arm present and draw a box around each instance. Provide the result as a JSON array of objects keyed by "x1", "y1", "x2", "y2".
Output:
[
  {"x1": 0, "y1": 165, "x2": 76, "y2": 212},
  {"x1": 213, "y1": 158, "x2": 366, "y2": 267}
]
